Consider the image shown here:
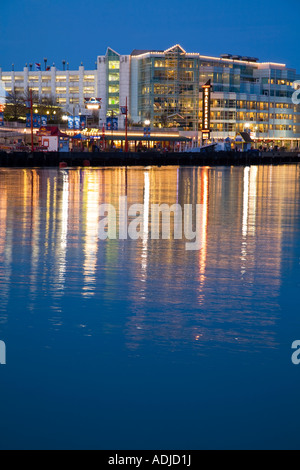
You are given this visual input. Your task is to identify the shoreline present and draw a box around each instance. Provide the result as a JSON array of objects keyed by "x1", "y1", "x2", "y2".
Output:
[{"x1": 0, "y1": 150, "x2": 299, "y2": 168}]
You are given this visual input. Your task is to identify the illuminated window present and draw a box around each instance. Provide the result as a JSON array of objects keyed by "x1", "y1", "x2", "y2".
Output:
[
  {"x1": 84, "y1": 75, "x2": 95, "y2": 81},
  {"x1": 109, "y1": 86, "x2": 119, "y2": 93},
  {"x1": 108, "y1": 97, "x2": 119, "y2": 105},
  {"x1": 83, "y1": 87, "x2": 95, "y2": 93},
  {"x1": 108, "y1": 61, "x2": 120, "y2": 70},
  {"x1": 56, "y1": 76, "x2": 66, "y2": 82},
  {"x1": 108, "y1": 73, "x2": 119, "y2": 82},
  {"x1": 1, "y1": 76, "x2": 11, "y2": 81},
  {"x1": 56, "y1": 87, "x2": 67, "y2": 93},
  {"x1": 69, "y1": 87, "x2": 79, "y2": 93}
]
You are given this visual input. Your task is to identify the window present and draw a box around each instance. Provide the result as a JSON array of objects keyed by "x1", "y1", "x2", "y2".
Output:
[
  {"x1": 109, "y1": 86, "x2": 119, "y2": 93},
  {"x1": 108, "y1": 97, "x2": 119, "y2": 105},
  {"x1": 108, "y1": 61, "x2": 120, "y2": 70},
  {"x1": 83, "y1": 87, "x2": 94, "y2": 93},
  {"x1": 109, "y1": 73, "x2": 119, "y2": 82}
]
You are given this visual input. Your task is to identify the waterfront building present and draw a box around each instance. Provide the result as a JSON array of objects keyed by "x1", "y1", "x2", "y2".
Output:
[{"x1": 1, "y1": 45, "x2": 299, "y2": 147}]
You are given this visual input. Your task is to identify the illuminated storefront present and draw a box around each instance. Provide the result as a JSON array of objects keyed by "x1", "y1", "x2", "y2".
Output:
[{"x1": 0, "y1": 45, "x2": 299, "y2": 147}]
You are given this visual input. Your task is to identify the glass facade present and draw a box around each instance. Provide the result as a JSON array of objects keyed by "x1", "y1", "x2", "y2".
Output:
[
  {"x1": 0, "y1": 44, "x2": 299, "y2": 143},
  {"x1": 106, "y1": 48, "x2": 120, "y2": 117},
  {"x1": 137, "y1": 46, "x2": 200, "y2": 130}
]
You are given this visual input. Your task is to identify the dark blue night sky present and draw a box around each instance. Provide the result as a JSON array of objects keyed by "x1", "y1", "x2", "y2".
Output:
[{"x1": 0, "y1": 0, "x2": 299, "y2": 71}]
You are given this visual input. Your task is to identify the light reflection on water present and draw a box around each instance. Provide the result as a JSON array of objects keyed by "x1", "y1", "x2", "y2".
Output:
[
  {"x1": 0, "y1": 165, "x2": 300, "y2": 449},
  {"x1": 0, "y1": 166, "x2": 299, "y2": 353}
]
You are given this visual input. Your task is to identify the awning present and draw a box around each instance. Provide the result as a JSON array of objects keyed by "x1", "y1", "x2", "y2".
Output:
[
  {"x1": 239, "y1": 132, "x2": 254, "y2": 143},
  {"x1": 72, "y1": 133, "x2": 88, "y2": 140},
  {"x1": 82, "y1": 135, "x2": 191, "y2": 142}
]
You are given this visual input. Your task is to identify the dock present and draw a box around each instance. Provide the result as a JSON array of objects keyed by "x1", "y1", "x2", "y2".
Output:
[{"x1": 0, "y1": 150, "x2": 299, "y2": 168}]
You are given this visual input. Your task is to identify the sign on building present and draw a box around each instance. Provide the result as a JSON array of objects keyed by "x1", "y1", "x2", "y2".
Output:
[
  {"x1": 68, "y1": 116, "x2": 74, "y2": 129},
  {"x1": 41, "y1": 115, "x2": 48, "y2": 126},
  {"x1": 80, "y1": 116, "x2": 86, "y2": 130},
  {"x1": 26, "y1": 114, "x2": 45, "y2": 128},
  {"x1": 201, "y1": 79, "x2": 212, "y2": 140},
  {"x1": 106, "y1": 117, "x2": 118, "y2": 131},
  {"x1": 74, "y1": 116, "x2": 80, "y2": 130},
  {"x1": 144, "y1": 127, "x2": 151, "y2": 138}
]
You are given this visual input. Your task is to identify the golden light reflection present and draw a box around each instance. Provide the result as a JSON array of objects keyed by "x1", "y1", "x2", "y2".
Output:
[
  {"x1": 29, "y1": 170, "x2": 41, "y2": 301},
  {"x1": 0, "y1": 167, "x2": 299, "y2": 353},
  {"x1": 197, "y1": 168, "x2": 208, "y2": 299},
  {"x1": 0, "y1": 176, "x2": 9, "y2": 322},
  {"x1": 82, "y1": 170, "x2": 100, "y2": 297}
]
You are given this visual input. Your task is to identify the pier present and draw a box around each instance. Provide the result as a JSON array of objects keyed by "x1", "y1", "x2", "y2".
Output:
[{"x1": 0, "y1": 150, "x2": 299, "y2": 168}]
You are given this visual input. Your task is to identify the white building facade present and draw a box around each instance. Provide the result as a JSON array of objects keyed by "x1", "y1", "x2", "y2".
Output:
[{"x1": 1, "y1": 45, "x2": 299, "y2": 145}]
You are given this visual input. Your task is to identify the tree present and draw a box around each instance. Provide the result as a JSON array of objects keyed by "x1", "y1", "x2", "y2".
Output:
[
  {"x1": 4, "y1": 89, "x2": 64, "y2": 124},
  {"x1": 4, "y1": 89, "x2": 26, "y2": 121}
]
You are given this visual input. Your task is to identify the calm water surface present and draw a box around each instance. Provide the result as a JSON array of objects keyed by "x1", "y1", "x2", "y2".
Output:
[{"x1": 0, "y1": 165, "x2": 299, "y2": 449}]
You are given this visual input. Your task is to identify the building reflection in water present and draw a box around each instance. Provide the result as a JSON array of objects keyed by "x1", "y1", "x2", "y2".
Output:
[{"x1": 0, "y1": 166, "x2": 299, "y2": 354}]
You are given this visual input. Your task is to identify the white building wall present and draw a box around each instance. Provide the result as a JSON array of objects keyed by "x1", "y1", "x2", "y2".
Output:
[
  {"x1": 119, "y1": 55, "x2": 130, "y2": 129},
  {"x1": 79, "y1": 65, "x2": 84, "y2": 108},
  {"x1": 130, "y1": 58, "x2": 139, "y2": 123},
  {"x1": 98, "y1": 56, "x2": 107, "y2": 125},
  {"x1": 51, "y1": 66, "x2": 56, "y2": 98}
]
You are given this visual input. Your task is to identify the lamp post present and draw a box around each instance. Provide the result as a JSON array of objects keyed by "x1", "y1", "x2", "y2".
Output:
[
  {"x1": 125, "y1": 97, "x2": 128, "y2": 152},
  {"x1": 144, "y1": 119, "x2": 151, "y2": 149},
  {"x1": 27, "y1": 89, "x2": 34, "y2": 153},
  {"x1": 44, "y1": 58, "x2": 47, "y2": 71}
]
